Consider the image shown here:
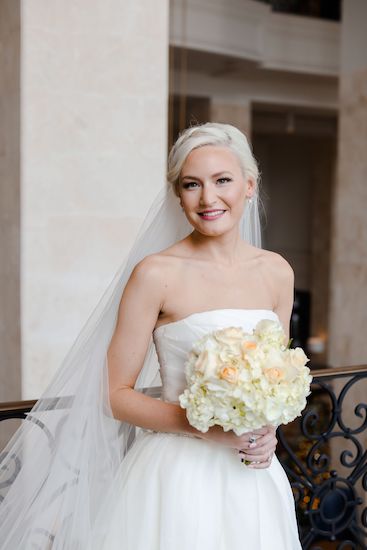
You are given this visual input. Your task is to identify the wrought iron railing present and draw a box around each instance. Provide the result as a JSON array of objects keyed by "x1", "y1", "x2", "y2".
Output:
[
  {"x1": 1, "y1": 365, "x2": 366, "y2": 549},
  {"x1": 278, "y1": 364, "x2": 367, "y2": 549}
]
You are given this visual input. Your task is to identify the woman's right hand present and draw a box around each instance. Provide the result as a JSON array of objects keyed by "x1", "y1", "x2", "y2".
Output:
[
  {"x1": 199, "y1": 425, "x2": 277, "y2": 468},
  {"x1": 200, "y1": 425, "x2": 266, "y2": 449}
]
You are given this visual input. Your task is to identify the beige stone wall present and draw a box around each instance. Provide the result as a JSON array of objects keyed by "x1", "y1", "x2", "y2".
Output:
[
  {"x1": 19, "y1": 0, "x2": 169, "y2": 399},
  {"x1": 0, "y1": 1, "x2": 21, "y2": 406},
  {"x1": 211, "y1": 101, "x2": 251, "y2": 138}
]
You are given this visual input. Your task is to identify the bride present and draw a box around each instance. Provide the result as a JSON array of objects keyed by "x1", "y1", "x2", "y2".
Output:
[{"x1": 0, "y1": 123, "x2": 301, "y2": 549}]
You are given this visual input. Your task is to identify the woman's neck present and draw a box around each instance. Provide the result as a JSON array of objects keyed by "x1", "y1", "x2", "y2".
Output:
[{"x1": 187, "y1": 227, "x2": 250, "y2": 266}]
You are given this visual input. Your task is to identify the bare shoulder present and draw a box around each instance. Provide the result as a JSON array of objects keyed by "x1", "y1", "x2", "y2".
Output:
[
  {"x1": 255, "y1": 249, "x2": 294, "y2": 335},
  {"x1": 120, "y1": 253, "x2": 179, "y2": 320},
  {"x1": 259, "y1": 249, "x2": 294, "y2": 284},
  {"x1": 132, "y1": 253, "x2": 166, "y2": 278},
  {"x1": 130, "y1": 248, "x2": 183, "y2": 286}
]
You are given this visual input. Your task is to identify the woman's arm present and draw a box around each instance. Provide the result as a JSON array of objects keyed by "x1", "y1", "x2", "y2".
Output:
[
  {"x1": 272, "y1": 255, "x2": 295, "y2": 343},
  {"x1": 108, "y1": 255, "x2": 197, "y2": 435}
]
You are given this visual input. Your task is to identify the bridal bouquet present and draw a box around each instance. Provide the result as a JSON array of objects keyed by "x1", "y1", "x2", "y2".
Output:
[{"x1": 179, "y1": 319, "x2": 312, "y2": 435}]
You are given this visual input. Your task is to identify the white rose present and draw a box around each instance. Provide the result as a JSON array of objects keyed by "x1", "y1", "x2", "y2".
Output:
[
  {"x1": 214, "y1": 326, "x2": 245, "y2": 347},
  {"x1": 254, "y1": 319, "x2": 285, "y2": 347},
  {"x1": 194, "y1": 349, "x2": 218, "y2": 379},
  {"x1": 286, "y1": 347, "x2": 310, "y2": 368}
]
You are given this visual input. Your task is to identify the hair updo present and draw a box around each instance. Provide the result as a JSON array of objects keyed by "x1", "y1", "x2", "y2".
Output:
[{"x1": 167, "y1": 122, "x2": 259, "y2": 197}]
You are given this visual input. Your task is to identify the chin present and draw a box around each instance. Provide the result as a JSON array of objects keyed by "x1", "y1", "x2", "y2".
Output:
[{"x1": 192, "y1": 221, "x2": 238, "y2": 237}]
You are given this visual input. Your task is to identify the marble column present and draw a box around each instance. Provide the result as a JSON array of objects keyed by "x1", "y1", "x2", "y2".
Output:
[
  {"x1": 0, "y1": 0, "x2": 169, "y2": 407},
  {"x1": 328, "y1": 0, "x2": 367, "y2": 367},
  {"x1": 327, "y1": 0, "x2": 367, "y2": 506},
  {"x1": 0, "y1": 2, "x2": 21, "y2": 403}
]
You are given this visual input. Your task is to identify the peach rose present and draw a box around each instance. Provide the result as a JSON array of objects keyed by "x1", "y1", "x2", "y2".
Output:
[
  {"x1": 264, "y1": 367, "x2": 285, "y2": 383},
  {"x1": 219, "y1": 365, "x2": 239, "y2": 384},
  {"x1": 241, "y1": 340, "x2": 257, "y2": 354}
]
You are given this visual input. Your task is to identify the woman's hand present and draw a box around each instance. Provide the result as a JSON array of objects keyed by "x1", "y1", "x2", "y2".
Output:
[{"x1": 200, "y1": 425, "x2": 277, "y2": 469}]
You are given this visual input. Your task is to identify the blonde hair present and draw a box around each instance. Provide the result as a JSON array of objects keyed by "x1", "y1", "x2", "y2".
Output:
[{"x1": 167, "y1": 122, "x2": 259, "y2": 196}]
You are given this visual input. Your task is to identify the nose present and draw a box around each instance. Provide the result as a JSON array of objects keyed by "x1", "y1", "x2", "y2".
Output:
[{"x1": 199, "y1": 183, "x2": 217, "y2": 207}]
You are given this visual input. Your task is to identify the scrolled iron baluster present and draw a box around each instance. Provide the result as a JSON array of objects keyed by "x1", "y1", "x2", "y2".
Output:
[
  {"x1": 291, "y1": 480, "x2": 307, "y2": 504},
  {"x1": 337, "y1": 375, "x2": 367, "y2": 435},
  {"x1": 306, "y1": 438, "x2": 331, "y2": 475},
  {"x1": 302, "y1": 380, "x2": 338, "y2": 440},
  {"x1": 339, "y1": 436, "x2": 364, "y2": 469},
  {"x1": 0, "y1": 452, "x2": 22, "y2": 501},
  {"x1": 362, "y1": 506, "x2": 367, "y2": 528},
  {"x1": 302, "y1": 409, "x2": 324, "y2": 440},
  {"x1": 0, "y1": 414, "x2": 57, "y2": 502},
  {"x1": 362, "y1": 470, "x2": 367, "y2": 491},
  {"x1": 277, "y1": 425, "x2": 314, "y2": 488}
]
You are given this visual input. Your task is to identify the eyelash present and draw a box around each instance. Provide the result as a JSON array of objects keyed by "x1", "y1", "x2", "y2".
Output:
[{"x1": 182, "y1": 177, "x2": 232, "y2": 189}]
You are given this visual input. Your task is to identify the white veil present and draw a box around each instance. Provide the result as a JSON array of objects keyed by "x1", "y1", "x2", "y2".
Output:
[{"x1": 0, "y1": 184, "x2": 261, "y2": 549}]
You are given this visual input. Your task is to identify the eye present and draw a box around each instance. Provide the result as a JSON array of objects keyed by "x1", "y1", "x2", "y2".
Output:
[
  {"x1": 182, "y1": 181, "x2": 200, "y2": 189},
  {"x1": 217, "y1": 177, "x2": 232, "y2": 184}
]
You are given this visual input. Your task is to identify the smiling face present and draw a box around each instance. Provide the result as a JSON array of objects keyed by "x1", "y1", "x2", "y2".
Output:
[{"x1": 178, "y1": 145, "x2": 255, "y2": 237}]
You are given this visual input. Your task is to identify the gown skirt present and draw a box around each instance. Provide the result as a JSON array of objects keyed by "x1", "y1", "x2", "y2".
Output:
[{"x1": 94, "y1": 430, "x2": 301, "y2": 549}]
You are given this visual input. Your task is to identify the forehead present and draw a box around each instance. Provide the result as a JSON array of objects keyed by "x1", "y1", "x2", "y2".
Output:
[{"x1": 180, "y1": 145, "x2": 242, "y2": 177}]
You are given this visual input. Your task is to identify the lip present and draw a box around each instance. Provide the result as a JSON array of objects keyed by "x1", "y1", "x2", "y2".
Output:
[{"x1": 198, "y1": 209, "x2": 226, "y2": 220}]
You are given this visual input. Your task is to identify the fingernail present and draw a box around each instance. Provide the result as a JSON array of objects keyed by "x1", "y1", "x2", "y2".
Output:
[{"x1": 249, "y1": 442, "x2": 257, "y2": 448}]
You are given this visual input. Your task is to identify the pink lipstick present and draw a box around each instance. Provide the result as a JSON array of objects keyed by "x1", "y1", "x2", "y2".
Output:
[{"x1": 198, "y1": 209, "x2": 226, "y2": 220}]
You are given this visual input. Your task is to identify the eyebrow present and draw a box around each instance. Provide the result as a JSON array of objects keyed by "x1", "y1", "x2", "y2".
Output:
[{"x1": 181, "y1": 171, "x2": 234, "y2": 181}]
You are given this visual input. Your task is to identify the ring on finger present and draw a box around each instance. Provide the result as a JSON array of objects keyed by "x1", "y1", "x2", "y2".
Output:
[{"x1": 248, "y1": 434, "x2": 257, "y2": 444}]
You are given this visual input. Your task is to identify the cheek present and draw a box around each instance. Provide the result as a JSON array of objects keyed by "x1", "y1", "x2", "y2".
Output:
[
  {"x1": 224, "y1": 185, "x2": 246, "y2": 208},
  {"x1": 180, "y1": 189, "x2": 201, "y2": 208}
]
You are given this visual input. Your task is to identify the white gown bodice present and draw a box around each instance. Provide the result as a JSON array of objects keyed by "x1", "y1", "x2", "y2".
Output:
[{"x1": 153, "y1": 308, "x2": 279, "y2": 403}]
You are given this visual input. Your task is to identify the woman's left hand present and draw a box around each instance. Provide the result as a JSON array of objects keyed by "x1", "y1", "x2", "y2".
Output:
[{"x1": 238, "y1": 425, "x2": 277, "y2": 469}]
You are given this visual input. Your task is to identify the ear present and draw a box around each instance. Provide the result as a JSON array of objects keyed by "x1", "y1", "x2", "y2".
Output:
[{"x1": 245, "y1": 176, "x2": 255, "y2": 198}]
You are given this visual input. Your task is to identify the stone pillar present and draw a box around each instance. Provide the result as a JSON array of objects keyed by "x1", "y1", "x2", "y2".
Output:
[
  {"x1": 309, "y1": 139, "x2": 336, "y2": 366},
  {"x1": 0, "y1": 0, "x2": 169, "y2": 405},
  {"x1": 0, "y1": 0, "x2": 21, "y2": 450},
  {"x1": 210, "y1": 101, "x2": 252, "y2": 138},
  {"x1": 328, "y1": 0, "x2": 367, "y2": 368},
  {"x1": 0, "y1": 1, "x2": 21, "y2": 406},
  {"x1": 328, "y1": 1, "x2": 367, "y2": 513}
]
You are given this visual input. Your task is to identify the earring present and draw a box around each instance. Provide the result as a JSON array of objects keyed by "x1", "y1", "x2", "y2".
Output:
[{"x1": 248, "y1": 197, "x2": 253, "y2": 205}]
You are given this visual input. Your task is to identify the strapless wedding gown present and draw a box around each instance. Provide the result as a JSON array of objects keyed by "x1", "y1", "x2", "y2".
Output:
[{"x1": 94, "y1": 309, "x2": 302, "y2": 549}]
